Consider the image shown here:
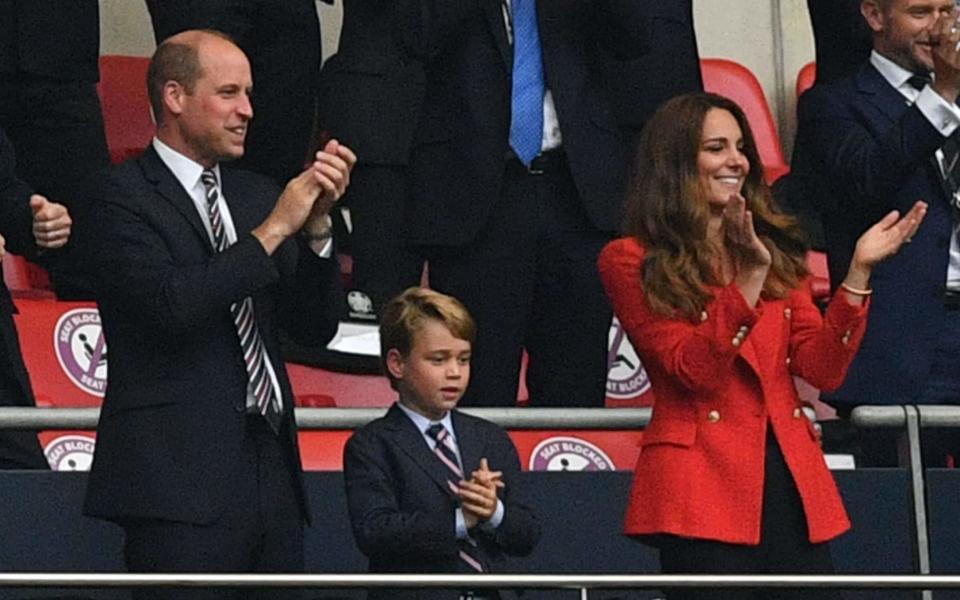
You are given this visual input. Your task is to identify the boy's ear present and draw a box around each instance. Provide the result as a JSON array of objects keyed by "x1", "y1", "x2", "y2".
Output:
[{"x1": 385, "y1": 348, "x2": 406, "y2": 381}]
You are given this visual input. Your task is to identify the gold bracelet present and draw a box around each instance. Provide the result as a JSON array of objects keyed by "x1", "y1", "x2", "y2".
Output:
[{"x1": 840, "y1": 282, "x2": 873, "y2": 296}]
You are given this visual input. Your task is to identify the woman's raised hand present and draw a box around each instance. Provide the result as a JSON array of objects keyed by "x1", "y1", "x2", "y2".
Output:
[{"x1": 852, "y1": 201, "x2": 927, "y2": 271}]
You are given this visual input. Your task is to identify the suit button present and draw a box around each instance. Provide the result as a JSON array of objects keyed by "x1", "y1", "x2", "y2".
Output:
[
  {"x1": 732, "y1": 337, "x2": 741, "y2": 347},
  {"x1": 707, "y1": 409, "x2": 721, "y2": 423},
  {"x1": 793, "y1": 407, "x2": 803, "y2": 419},
  {"x1": 700, "y1": 310, "x2": 709, "y2": 322},
  {"x1": 234, "y1": 402, "x2": 245, "y2": 413},
  {"x1": 785, "y1": 356, "x2": 791, "y2": 365},
  {"x1": 783, "y1": 308, "x2": 792, "y2": 319}
]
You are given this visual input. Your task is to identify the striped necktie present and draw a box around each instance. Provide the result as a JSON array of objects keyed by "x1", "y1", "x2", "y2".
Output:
[
  {"x1": 200, "y1": 169, "x2": 282, "y2": 434},
  {"x1": 426, "y1": 423, "x2": 485, "y2": 573}
]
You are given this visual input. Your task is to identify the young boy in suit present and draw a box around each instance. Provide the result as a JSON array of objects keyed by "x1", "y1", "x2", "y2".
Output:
[{"x1": 344, "y1": 287, "x2": 541, "y2": 600}]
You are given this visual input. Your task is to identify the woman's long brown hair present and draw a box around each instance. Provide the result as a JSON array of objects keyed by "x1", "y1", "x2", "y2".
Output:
[{"x1": 623, "y1": 92, "x2": 809, "y2": 321}]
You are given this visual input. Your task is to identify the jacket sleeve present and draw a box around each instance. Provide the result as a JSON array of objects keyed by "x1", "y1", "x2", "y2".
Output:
[
  {"x1": 0, "y1": 127, "x2": 40, "y2": 260},
  {"x1": 343, "y1": 430, "x2": 459, "y2": 561},
  {"x1": 786, "y1": 281, "x2": 869, "y2": 391},
  {"x1": 598, "y1": 238, "x2": 761, "y2": 395}
]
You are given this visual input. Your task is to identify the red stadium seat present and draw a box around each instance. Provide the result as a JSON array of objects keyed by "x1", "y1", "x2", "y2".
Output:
[
  {"x1": 97, "y1": 55, "x2": 153, "y2": 165},
  {"x1": 796, "y1": 61, "x2": 817, "y2": 99},
  {"x1": 806, "y1": 250, "x2": 831, "y2": 302},
  {"x1": 700, "y1": 58, "x2": 789, "y2": 184},
  {"x1": 2, "y1": 254, "x2": 54, "y2": 299}
]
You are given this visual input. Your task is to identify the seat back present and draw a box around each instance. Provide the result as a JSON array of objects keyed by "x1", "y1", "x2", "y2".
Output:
[
  {"x1": 796, "y1": 61, "x2": 817, "y2": 99},
  {"x1": 700, "y1": 58, "x2": 789, "y2": 184},
  {"x1": 97, "y1": 55, "x2": 153, "y2": 165}
]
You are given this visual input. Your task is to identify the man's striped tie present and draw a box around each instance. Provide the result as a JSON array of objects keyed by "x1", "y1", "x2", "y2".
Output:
[
  {"x1": 426, "y1": 423, "x2": 485, "y2": 573},
  {"x1": 201, "y1": 169, "x2": 282, "y2": 434}
]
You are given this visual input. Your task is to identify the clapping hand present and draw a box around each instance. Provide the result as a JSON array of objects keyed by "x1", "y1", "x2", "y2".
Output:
[
  {"x1": 852, "y1": 201, "x2": 927, "y2": 271},
  {"x1": 30, "y1": 195, "x2": 71, "y2": 250},
  {"x1": 459, "y1": 458, "x2": 503, "y2": 529},
  {"x1": 722, "y1": 193, "x2": 772, "y2": 272}
]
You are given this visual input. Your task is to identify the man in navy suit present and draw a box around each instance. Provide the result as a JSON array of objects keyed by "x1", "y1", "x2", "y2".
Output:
[
  {"x1": 394, "y1": 0, "x2": 649, "y2": 408},
  {"x1": 82, "y1": 30, "x2": 354, "y2": 599},
  {"x1": 344, "y1": 287, "x2": 540, "y2": 600},
  {"x1": 795, "y1": 0, "x2": 960, "y2": 463}
]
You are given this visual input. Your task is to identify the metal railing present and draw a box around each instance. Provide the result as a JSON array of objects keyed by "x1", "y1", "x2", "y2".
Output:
[
  {"x1": 0, "y1": 406, "x2": 652, "y2": 430},
  {"x1": 4, "y1": 573, "x2": 960, "y2": 597},
  {"x1": 2, "y1": 404, "x2": 960, "y2": 598}
]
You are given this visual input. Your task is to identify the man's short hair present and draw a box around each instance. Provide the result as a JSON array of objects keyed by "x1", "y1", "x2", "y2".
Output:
[
  {"x1": 379, "y1": 287, "x2": 476, "y2": 389},
  {"x1": 146, "y1": 29, "x2": 236, "y2": 126}
]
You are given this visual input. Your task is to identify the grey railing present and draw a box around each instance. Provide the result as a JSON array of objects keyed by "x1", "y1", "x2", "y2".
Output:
[{"x1": 0, "y1": 406, "x2": 652, "y2": 430}]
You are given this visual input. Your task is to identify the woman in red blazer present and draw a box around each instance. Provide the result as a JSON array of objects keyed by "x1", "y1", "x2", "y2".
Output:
[{"x1": 598, "y1": 93, "x2": 925, "y2": 600}]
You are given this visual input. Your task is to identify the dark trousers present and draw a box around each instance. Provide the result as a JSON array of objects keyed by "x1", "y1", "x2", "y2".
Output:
[
  {"x1": 344, "y1": 164, "x2": 424, "y2": 315},
  {"x1": 123, "y1": 417, "x2": 305, "y2": 600},
  {"x1": 428, "y1": 151, "x2": 611, "y2": 407},
  {"x1": 0, "y1": 73, "x2": 108, "y2": 299},
  {"x1": 0, "y1": 360, "x2": 46, "y2": 469},
  {"x1": 656, "y1": 433, "x2": 841, "y2": 600}
]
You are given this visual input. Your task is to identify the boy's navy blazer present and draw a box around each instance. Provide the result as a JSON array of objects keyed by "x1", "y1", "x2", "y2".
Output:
[{"x1": 344, "y1": 403, "x2": 541, "y2": 599}]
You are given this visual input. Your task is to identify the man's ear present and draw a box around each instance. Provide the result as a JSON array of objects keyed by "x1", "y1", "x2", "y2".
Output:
[
  {"x1": 163, "y1": 80, "x2": 186, "y2": 117},
  {"x1": 861, "y1": 0, "x2": 885, "y2": 34},
  {"x1": 385, "y1": 348, "x2": 406, "y2": 382}
]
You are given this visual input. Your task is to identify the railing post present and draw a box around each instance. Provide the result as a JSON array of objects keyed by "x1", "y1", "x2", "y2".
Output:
[{"x1": 903, "y1": 405, "x2": 932, "y2": 600}]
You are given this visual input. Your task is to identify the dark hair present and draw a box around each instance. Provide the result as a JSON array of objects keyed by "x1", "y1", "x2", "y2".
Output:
[
  {"x1": 147, "y1": 29, "x2": 236, "y2": 125},
  {"x1": 622, "y1": 92, "x2": 808, "y2": 320},
  {"x1": 379, "y1": 287, "x2": 476, "y2": 390}
]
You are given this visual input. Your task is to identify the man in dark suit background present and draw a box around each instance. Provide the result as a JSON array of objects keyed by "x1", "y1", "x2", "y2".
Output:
[
  {"x1": 344, "y1": 287, "x2": 540, "y2": 599},
  {"x1": 82, "y1": 30, "x2": 354, "y2": 599},
  {"x1": 146, "y1": 0, "x2": 327, "y2": 187},
  {"x1": 0, "y1": 125, "x2": 73, "y2": 469},
  {"x1": 794, "y1": 0, "x2": 960, "y2": 464},
  {"x1": 807, "y1": 0, "x2": 874, "y2": 86},
  {"x1": 395, "y1": 0, "x2": 649, "y2": 408},
  {"x1": 0, "y1": 0, "x2": 109, "y2": 298},
  {"x1": 318, "y1": 0, "x2": 427, "y2": 316}
]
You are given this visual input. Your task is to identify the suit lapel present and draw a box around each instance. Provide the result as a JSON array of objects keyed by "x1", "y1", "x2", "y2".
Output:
[
  {"x1": 384, "y1": 404, "x2": 462, "y2": 497},
  {"x1": 483, "y1": 0, "x2": 512, "y2": 73},
  {"x1": 139, "y1": 146, "x2": 212, "y2": 252},
  {"x1": 856, "y1": 63, "x2": 910, "y2": 127}
]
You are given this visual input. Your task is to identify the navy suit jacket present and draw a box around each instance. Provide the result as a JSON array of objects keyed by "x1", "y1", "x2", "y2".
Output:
[
  {"x1": 319, "y1": 0, "x2": 426, "y2": 167},
  {"x1": 343, "y1": 403, "x2": 541, "y2": 599},
  {"x1": 795, "y1": 62, "x2": 955, "y2": 406},
  {"x1": 394, "y1": 0, "x2": 648, "y2": 246},
  {"x1": 82, "y1": 145, "x2": 341, "y2": 524}
]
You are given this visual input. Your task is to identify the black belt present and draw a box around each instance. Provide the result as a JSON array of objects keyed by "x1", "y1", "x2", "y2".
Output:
[
  {"x1": 505, "y1": 147, "x2": 566, "y2": 175},
  {"x1": 944, "y1": 289, "x2": 960, "y2": 309}
]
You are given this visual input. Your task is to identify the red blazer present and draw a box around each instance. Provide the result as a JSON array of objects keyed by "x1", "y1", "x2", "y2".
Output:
[{"x1": 598, "y1": 237, "x2": 868, "y2": 545}]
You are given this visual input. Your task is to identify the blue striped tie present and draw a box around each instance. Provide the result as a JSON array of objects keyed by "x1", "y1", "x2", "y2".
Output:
[
  {"x1": 508, "y1": 0, "x2": 545, "y2": 165},
  {"x1": 201, "y1": 169, "x2": 282, "y2": 434}
]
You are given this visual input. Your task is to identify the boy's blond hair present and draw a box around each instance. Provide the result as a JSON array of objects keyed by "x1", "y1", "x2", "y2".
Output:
[{"x1": 379, "y1": 287, "x2": 476, "y2": 389}]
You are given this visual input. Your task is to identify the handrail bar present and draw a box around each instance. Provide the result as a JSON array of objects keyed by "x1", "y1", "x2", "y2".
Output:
[
  {"x1": 0, "y1": 407, "x2": 652, "y2": 430},
  {"x1": 2, "y1": 573, "x2": 960, "y2": 590}
]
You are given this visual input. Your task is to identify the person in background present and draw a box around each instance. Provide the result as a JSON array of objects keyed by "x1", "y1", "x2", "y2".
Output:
[
  {"x1": 599, "y1": 92, "x2": 923, "y2": 599},
  {"x1": 344, "y1": 287, "x2": 540, "y2": 600},
  {"x1": 82, "y1": 30, "x2": 353, "y2": 599},
  {"x1": 795, "y1": 0, "x2": 960, "y2": 466},
  {"x1": 318, "y1": 0, "x2": 427, "y2": 317},
  {"x1": 0, "y1": 0, "x2": 108, "y2": 298},
  {"x1": 393, "y1": 0, "x2": 649, "y2": 408},
  {"x1": 0, "y1": 125, "x2": 72, "y2": 469}
]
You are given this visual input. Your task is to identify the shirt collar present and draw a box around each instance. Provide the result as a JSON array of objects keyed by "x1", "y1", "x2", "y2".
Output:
[
  {"x1": 152, "y1": 137, "x2": 221, "y2": 194},
  {"x1": 870, "y1": 50, "x2": 928, "y2": 98},
  {"x1": 396, "y1": 401, "x2": 456, "y2": 440}
]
